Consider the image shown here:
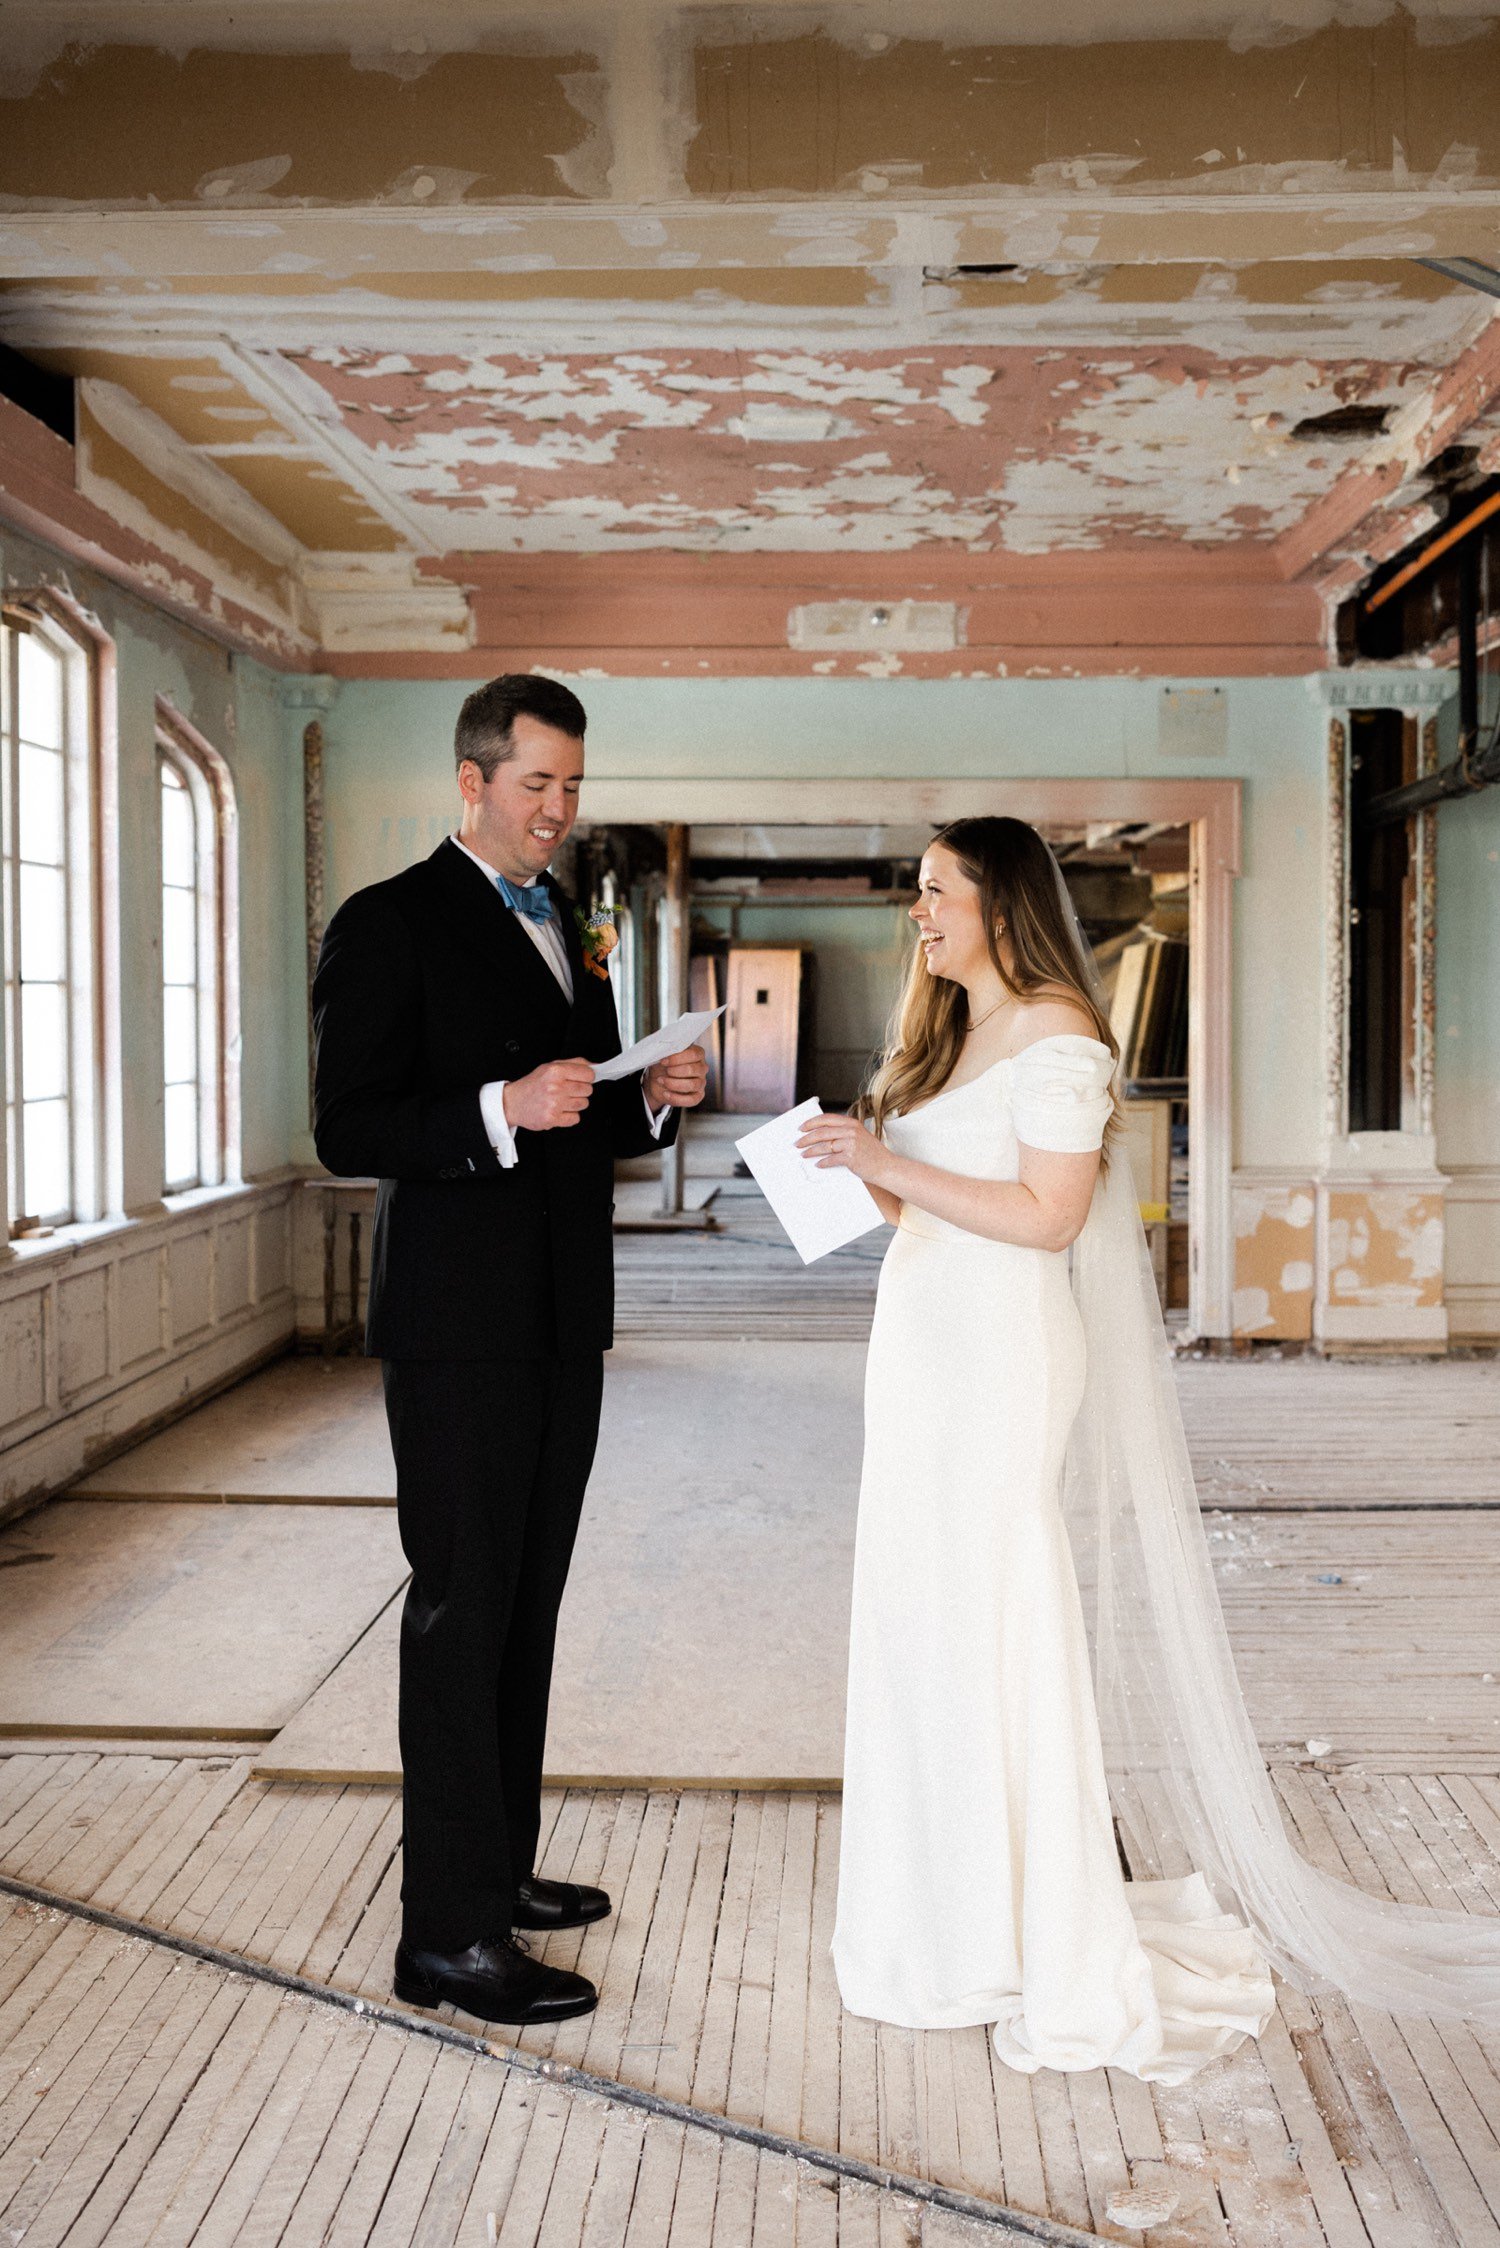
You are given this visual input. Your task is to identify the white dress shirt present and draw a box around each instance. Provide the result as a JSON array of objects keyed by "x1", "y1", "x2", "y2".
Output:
[{"x1": 450, "y1": 834, "x2": 667, "y2": 1169}]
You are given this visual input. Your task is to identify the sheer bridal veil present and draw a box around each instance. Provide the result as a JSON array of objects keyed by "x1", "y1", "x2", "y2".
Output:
[{"x1": 1048, "y1": 848, "x2": 1500, "y2": 2024}]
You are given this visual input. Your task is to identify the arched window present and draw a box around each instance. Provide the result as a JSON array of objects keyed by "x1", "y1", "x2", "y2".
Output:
[
  {"x1": 2, "y1": 602, "x2": 100, "y2": 1231},
  {"x1": 156, "y1": 706, "x2": 238, "y2": 1194}
]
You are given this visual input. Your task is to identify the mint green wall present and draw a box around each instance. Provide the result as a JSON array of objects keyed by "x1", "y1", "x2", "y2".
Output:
[
  {"x1": 315, "y1": 674, "x2": 1328, "y2": 1171},
  {"x1": 0, "y1": 527, "x2": 300, "y2": 1207}
]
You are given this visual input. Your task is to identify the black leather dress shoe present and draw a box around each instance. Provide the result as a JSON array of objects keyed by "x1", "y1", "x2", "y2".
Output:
[
  {"x1": 513, "y1": 1876, "x2": 612, "y2": 1932},
  {"x1": 393, "y1": 1934, "x2": 597, "y2": 2024}
]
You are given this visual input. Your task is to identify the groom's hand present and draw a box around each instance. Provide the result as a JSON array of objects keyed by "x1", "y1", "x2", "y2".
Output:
[
  {"x1": 502, "y1": 1059, "x2": 595, "y2": 1133},
  {"x1": 644, "y1": 1045, "x2": 708, "y2": 1110}
]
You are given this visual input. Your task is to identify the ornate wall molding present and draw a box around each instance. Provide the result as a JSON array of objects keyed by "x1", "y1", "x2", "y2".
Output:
[
  {"x1": 280, "y1": 677, "x2": 339, "y2": 1128},
  {"x1": 1415, "y1": 716, "x2": 1439, "y2": 1140},
  {"x1": 302, "y1": 718, "x2": 325, "y2": 1128},
  {"x1": 1307, "y1": 671, "x2": 1454, "y2": 712},
  {"x1": 1324, "y1": 714, "x2": 1350, "y2": 1145}
]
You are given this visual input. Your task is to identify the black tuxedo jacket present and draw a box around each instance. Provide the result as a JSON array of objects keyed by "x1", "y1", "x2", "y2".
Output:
[{"x1": 312, "y1": 837, "x2": 675, "y2": 1360}]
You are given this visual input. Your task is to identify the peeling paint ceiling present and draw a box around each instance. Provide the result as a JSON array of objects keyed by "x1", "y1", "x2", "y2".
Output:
[
  {"x1": 1, "y1": 0, "x2": 1499, "y2": 660},
  {"x1": 276, "y1": 341, "x2": 1450, "y2": 554}
]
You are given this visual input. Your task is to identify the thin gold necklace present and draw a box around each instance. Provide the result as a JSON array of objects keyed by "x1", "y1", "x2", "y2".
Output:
[{"x1": 965, "y1": 995, "x2": 1009, "y2": 1037}]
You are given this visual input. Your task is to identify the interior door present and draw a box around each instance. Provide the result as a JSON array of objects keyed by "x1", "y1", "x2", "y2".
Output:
[{"x1": 723, "y1": 947, "x2": 803, "y2": 1113}]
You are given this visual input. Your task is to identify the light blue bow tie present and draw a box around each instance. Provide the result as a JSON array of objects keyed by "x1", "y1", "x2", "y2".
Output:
[{"x1": 495, "y1": 873, "x2": 556, "y2": 925}]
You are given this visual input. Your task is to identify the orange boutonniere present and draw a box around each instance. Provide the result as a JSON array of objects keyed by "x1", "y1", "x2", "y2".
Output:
[{"x1": 574, "y1": 903, "x2": 619, "y2": 981}]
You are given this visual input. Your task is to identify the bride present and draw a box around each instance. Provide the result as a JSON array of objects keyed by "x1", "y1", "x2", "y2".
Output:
[{"x1": 797, "y1": 815, "x2": 1500, "y2": 2085}]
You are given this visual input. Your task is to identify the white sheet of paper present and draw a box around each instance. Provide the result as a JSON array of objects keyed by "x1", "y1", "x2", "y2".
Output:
[
  {"x1": 735, "y1": 1099, "x2": 885, "y2": 1265},
  {"x1": 592, "y1": 1007, "x2": 724, "y2": 1084}
]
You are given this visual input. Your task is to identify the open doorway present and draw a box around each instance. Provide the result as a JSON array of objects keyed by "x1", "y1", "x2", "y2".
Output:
[
  {"x1": 571, "y1": 778, "x2": 1236, "y2": 1336},
  {"x1": 574, "y1": 812, "x2": 1195, "y2": 1324}
]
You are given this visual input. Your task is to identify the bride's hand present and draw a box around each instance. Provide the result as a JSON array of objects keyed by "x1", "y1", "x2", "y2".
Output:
[{"x1": 796, "y1": 1111, "x2": 888, "y2": 1183}]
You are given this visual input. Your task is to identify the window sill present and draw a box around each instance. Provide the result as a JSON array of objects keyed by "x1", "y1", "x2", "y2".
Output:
[
  {"x1": 4, "y1": 1212, "x2": 140, "y2": 1267},
  {"x1": 161, "y1": 1178, "x2": 253, "y2": 1216},
  {"x1": 3, "y1": 1178, "x2": 289, "y2": 1272}
]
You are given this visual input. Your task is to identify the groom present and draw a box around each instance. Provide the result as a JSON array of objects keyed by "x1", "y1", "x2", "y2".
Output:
[{"x1": 312, "y1": 674, "x2": 707, "y2": 2025}]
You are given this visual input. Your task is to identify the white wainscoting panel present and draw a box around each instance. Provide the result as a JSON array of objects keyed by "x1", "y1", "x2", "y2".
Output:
[{"x1": 0, "y1": 1180, "x2": 297, "y2": 1520}]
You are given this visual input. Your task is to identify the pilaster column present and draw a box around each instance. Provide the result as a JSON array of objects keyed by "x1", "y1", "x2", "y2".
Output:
[{"x1": 279, "y1": 677, "x2": 339, "y2": 1136}]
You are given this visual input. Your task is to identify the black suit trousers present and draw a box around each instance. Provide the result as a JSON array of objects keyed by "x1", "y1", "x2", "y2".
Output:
[{"x1": 382, "y1": 1352, "x2": 605, "y2": 1950}]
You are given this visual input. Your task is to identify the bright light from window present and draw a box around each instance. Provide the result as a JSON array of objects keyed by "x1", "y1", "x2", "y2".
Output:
[
  {"x1": 4, "y1": 623, "x2": 73, "y2": 1226},
  {"x1": 160, "y1": 756, "x2": 203, "y2": 1192}
]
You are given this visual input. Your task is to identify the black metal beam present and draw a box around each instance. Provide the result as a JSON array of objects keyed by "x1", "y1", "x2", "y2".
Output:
[
  {"x1": 1459, "y1": 534, "x2": 1480, "y2": 750},
  {"x1": 1359, "y1": 459, "x2": 1499, "y2": 827},
  {"x1": 1359, "y1": 728, "x2": 1500, "y2": 827}
]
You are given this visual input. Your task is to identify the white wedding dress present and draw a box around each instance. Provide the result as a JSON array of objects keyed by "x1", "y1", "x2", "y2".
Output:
[{"x1": 832, "y1": 1034, "x2": 1276, "y2": 2084}]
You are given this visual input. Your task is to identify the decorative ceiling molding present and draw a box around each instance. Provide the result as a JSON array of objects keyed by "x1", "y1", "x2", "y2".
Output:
[
  {"x1": 78, "y1": 375, "x2": 303, "y2": 570},
  {"x1": 226, "y1": 342, "x2": 442, "y2": 554},
  {"x1": 299, "y1": 554, "x2": 474, "y2": 654},
  {"x1": 6, "y1": 195, "x2": 1500, "y2": 286},
  {"x1": 1, "y1": 272, "x2": 1487, "y2": 363},
  {"x1": 4, "y1": 2, "x2": 1500, "y2": 668}
]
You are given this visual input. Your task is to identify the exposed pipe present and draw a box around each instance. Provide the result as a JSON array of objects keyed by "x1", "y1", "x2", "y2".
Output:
[
  {"x1": 1362, "y1": 546, "x2": 1495, "y2": 825},
  {"x1": 1363, "y1": 486, "x2": 1500, "y2": 616},
  {"x1": 1460, "y1": 534, "x2": 1481, "y2": 750},
  {"x1": 1358, "y1": 726, "x2": 1500, "y2": 826}
]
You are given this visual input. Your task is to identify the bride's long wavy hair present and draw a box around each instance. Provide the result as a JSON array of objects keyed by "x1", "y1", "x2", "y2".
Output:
[{"x1": 857, "y1": 816, "x2": 1120, "y2": 1155}]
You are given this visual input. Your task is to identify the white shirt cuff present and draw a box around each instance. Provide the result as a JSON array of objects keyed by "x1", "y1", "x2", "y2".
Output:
[
  {"x1": 479, "y1": 1080, "x2": 519, "y2": 1169},
  {"x1": 645, "y1": 1090, "x2": 670, "y2": 1140}
]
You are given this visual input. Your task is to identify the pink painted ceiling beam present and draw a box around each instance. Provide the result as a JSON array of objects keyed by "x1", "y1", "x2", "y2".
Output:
[
  {"x1": 1270, "y1": 313, "x2": 1500, "y2": 589},
  {"x1": 0, "y1": 396, "x2": 309, "y2": 666},
  {"x1": 411, "y1": 546, "x2": 1325, "y2": 677}
]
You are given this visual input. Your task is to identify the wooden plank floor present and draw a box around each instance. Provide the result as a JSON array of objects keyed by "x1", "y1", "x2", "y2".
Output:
[
  {"x1": 613, "y1": 1214, "x2": 889, "y2": 1339},
  {"x1": 1177, "y1": 1362, "x2": 1500, "y2": 1509},
  {"x1": 70, "y1": 1325, "x2": 1500, "y2": 1523},
  {"x1": 11, "y1": 1338, "x2": 1500, "y2": 2241},
  {"x1": 0, "y1": 1889, "x2": 1023, "y2": 2248},
  {"x1": 4, "y1": 1753, "x2": 1500, "y2": 2246}
]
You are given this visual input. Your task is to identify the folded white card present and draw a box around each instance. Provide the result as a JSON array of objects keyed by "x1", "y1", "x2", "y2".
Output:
[
  {"x1": 592, "y1": 1007, "x2": 723, "y2": 1084},
  {"x1": 735, "y1": 1099, "x2": 885, "y2": 1265}
]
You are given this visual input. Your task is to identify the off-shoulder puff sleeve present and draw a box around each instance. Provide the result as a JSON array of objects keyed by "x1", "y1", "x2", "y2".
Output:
[{"x1": 1010, "y1": 1034, "x2": 1116, "y2": 1154}]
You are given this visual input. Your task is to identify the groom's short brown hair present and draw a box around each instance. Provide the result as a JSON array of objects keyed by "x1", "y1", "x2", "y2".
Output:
[{"x1": 455, "y1": 674, "x2": 587, "y2": 781}]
